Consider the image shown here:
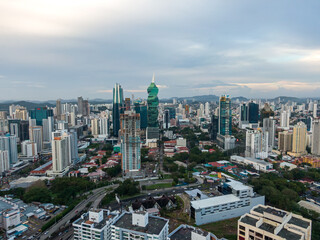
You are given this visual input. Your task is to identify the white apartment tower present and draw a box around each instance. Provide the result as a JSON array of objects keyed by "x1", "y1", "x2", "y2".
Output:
[{"x1": 51, "y1": 131, "x2": 72, "y2": 176}]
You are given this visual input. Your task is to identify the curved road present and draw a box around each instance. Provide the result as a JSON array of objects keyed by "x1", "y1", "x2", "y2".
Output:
[{"x1": 40, "y1": 184, "x2": 118, "y2": 240}]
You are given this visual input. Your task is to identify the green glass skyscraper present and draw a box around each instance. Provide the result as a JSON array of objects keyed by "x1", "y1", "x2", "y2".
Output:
[
  {"x1": 146, "y1": 74, "x2": 159, "y2": 139},
  {"x1": 113, "y1": 83, "x2": 124, "y2": 137}
]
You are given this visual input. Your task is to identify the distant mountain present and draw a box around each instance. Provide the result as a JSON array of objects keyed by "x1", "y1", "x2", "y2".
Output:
[{"x1": 0, "y1": 101, "x2": 55, "y2": 111}]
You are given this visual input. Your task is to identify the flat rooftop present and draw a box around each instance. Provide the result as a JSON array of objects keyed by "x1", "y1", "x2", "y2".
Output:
[
  {"x1": 74, "y1": 210, "x2": 117, "y2": 230},
  {"x1": 288, "y1": 216, "x2": 310, "y2": 229},
  {"x1": 240, "y1": 215, "x2": 258, "y2": 226},
  {"x1": 0, "y1": 199, "x2": 14, "y2": 211},
  {"x1": 191, "y1": 194, "x2": 240, "y2": 210},
  {"x1": 169, "y1": 226, "x2": 193, "y2": 240},
  {"x1": 113, "y1": 213, "x2": 168, "y2": 235},
  {"x1": 226, "y1": 180, "x2": 251, "y2": 191}
]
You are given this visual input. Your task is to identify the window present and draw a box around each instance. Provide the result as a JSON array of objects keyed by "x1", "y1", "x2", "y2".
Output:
[{"x1": 239, "y1": 225, "x2": 245, "y2": 231}]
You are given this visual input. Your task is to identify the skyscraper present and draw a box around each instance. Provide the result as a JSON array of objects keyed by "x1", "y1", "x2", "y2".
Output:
[
  {"x1": 78, "y1": 97, "x2": 84, "y2": 116},
  {"x1": 280, "y1": 111, "x2": 290, "y2": 128},
  {"x1": 120, "y1": 110, "x2": 141, "y2": 173},
  {"x1": 134, "y1": 102, "x2": 148, "y2": 129},
  {"x1": 263, "y1": 117, "x2": 276, "y2": 149},
  {"x1": 291, "y1": 122, "x2": 307, "y2": 156},
  {"x1": 29, "y1": 107, "x2": 54, "y2": 126},
  {"x1": 163, "y1": 109, "x2": 170, "y2": 129},
  {"x1": 218, "y1": 95, "x2": 232, "y2": 136},
  {"x1": 51, "y1": 130, "x2": 72, "y2": 176},
  {"x1": 311, "y1": 119, "x2": 320, "y2": 156},
  {"x1": 112, "y1": 83, "x2": 124, "y2": 137},
  {"x1": 210, "y1": 114, "x2": 219, "y2": 140},
  {"x1": 248, "y1": 102, "x2": 259, "y2": 124},
  {"x1": 239, "y1": 101, "x2": 259, "y2": 129},
  {"x1": 56, "y1": 99, "x2": 62, "y2": 120},
  {"x1": 146, "y1": 74, "x2": 159, "y2": 139}
]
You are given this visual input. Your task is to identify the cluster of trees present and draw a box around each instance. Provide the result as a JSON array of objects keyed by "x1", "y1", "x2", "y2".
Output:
[
  {"x1": 103, "y1": 164, "x2": 121, "y2": 178},
  {"x1": 282, "y1": 168, "x2": 320, "y2": 182},
  {"x1": 21, "y1": 177, "x2": 95, "y2": 205},
  {"x1": 249, "y1": 173, "x2": 320, "y2": 239},
  {"x1": 101, "y1": 179, "x2": 140, "y2": 206}
]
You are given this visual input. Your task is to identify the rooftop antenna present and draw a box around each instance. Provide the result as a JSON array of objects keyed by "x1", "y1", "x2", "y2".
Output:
[{"x1": 152, "y1": 73, "x2": 155, "y2": 83}]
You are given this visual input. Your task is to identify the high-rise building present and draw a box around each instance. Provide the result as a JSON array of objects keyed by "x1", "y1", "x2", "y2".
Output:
[
  {"x1": 278, "y1": 131, "x2": 293, "y2": 152},
  {"x1": 147, "y1": 74, "x2": 159, "y2": 139},
  {"x1": 0, "y1": 150, "x2": 10, "y2": 174},
  {"x1": 218, "y1": 95, "x2": 232, "y2": 136},
  {"x1": 259, "y1": 103, "x2": 274, "y2": 123},
  {"x1": 82, "y1": 100, "x2": 90, "y2": 116},
  {"x1": 210, "y1": 114, "x2": 219, "y2": 140},
  {"x1": 14, "y1": 107, "x2": 28, "y2": 120},
  {"x1": 313, "y1": 102, "x2": 318, "y2": 118},
  {"x1": 240, "y1": 102, "x2": 259, "y2": 129},
  {"x1": 120, "y1": 110, "x2": 141, "y2": 173},
  {"x1": 77, "y1": 97, "x2": 84, "y2": 116},
  {"x1": 99, "y1": 117, "x2": 109, "y2": 137},
  {"x1": 112, "y1": 83, "x2": 124, "y2": 137},
  {"x1": 29, "y1": 126, "x2": 43, "y2": 153},
  {"x1": 245, "y1": 129, "x2": 268, "y2": 159},
  {"x1": 238, "y1": 205, "x2": 311, "y2": 240},
  {"x1": 248, "y1": 102, "x2": 259, "y2": 124},
  {"x1": 56, "y1": 99, "x2": 62, "y2": 120},
  {"x1": 280, "y1": 110, "x2": 290, "y2": 128},
  {"x1": 0, "y1": 111, "x2": 7, "y2": 120},
  {"x1": 311, "y1": 119, "x2": 320, "y2": 156},
  {"x1": 204, "y1": 102, "x2": 210, "y2": 117},
  {"x1": 91, "y1": 118, "x2": 100, "y2": 136},
  {"x1": 51, "y1": 130, "x2": 72, "y2": 176},
  {"x1": 125, "y1": 98, "x2": 131, "y2": 111},
  {"x1": 0, "y1": 119, "x2": 8, "y2": 135},
  {"x1": 29, "y1": 107, "x2": 54, "y2": 126},
  {"x1": 69, "y1": 130, "x2": 79, "y2": 164},
  {"x1": 291, "y1": 122, "x2": 307, "y2": 156},
  {"x1": 134, "y1": 102, "x2": 148, "y2": 129},
  {"x1": 163, "y1": 109, "x2": 170, "y2": 129},
  {"x1": 263, "y1": 117, "x2": 276, "y2": 149},
  {"x1": 21, "y1": 140, "x2": 37, "y2": 157},
  {"x1": 0, "y1": 135, "x2": 18, "y2": 165}
]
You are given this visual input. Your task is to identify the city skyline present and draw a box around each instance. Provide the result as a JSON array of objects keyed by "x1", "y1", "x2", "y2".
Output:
[{"x1": 1, "y1": 1, "x2": 320, "y2": 100}]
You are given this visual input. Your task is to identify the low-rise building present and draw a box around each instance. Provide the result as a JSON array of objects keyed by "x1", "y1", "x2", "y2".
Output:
[
  {"x1": 230, "y1": 156, "x2": 274, "y2": 172},
  {"x1": 0, "y1": 197, "x2": 21, "y2": 230},
  {"x1": 169, "y1": 224, "x2": 225, "y2": 240},
  {"x1": 111, "y1": 211, "x2": 169, "y2": 240},
  {"x1": 190, "y1": 180, "x2": 265, "y2": 225},
  {"x1": 238, "y1": 205, "x2": 312, "y2": 240}
]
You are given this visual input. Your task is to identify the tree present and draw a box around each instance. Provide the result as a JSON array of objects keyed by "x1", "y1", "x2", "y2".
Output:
[
  {"x1": 105, "y1": 165, "x2": 121, "y2": 178},
  {"x1": 24, "y1": 187, "x2": 52, "y2": 203}
]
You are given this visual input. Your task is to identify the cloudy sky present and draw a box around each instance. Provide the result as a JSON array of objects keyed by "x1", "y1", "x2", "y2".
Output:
[{"x1": 1, "y1": 0, "x2": 320, "y2": 100}]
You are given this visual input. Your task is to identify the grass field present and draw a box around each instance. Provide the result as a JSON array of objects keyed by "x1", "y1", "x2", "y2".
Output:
[
  {"x1": 200, "y1": 217, "x2": 239, "y2": 240},
  {"x1": 146, "y1": 182, "x2": 172, "y2": 190}
]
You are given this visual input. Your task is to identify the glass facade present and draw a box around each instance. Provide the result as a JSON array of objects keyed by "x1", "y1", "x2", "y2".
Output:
[{"x1": 147, "y1": 78, "x2": 159, "y2": 128}]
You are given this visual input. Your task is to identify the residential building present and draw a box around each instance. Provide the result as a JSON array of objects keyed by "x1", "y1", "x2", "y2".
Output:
[
  {"x1": 56, "y1": 99, "x2": 62, "y2": 120},
  {"x1": 278, "y1": 131, "x2": 293, "y2": 152},
  {"x1": 21, "y1": 140, "x2": 37, "y2": 157},
  {"x1": 0, "y1": 135, "x2": 18, "y2": 165},
  {"x1": 29, "y1": 126, "x2": 43, "y2": 153},
  {"x1": 113, "y1": 83, "x2": 124, "y2": 137},
  {"x1": 111, "y1": 211, "x2": 169, "y2": 240},
  {"x1": 163, "y1": 109, "x2": 170, "y2": 129},
  {"x1": 120, "y1": 110, "x2": 141, "y2": 173},
  {"x1": 73, "y1": 209, "x2": 119, "y2": 240},
  {"x1": 238, "y1": 205, "x2": 312, "y2": 240},
  {"x1": 50, "y1": 130, "x2": 72, "y2": 176},
  {"x1": 263, "y1": 117, "x2": 276, "y2": 149},
  {"x1": 290, "y1": 122, "x2": 307, "y2": 157},
  {"x1": 0, "y1": 151, "x2": 10, "y2": 174},
  {"x1": 280, "y1": 111, "x2": 290, "y2": 129},
  {"x1": 245, "y1": 129, "x2": 268, "y2": 159},
  {"x1": 311, "y1": 119, "x2": 320, "y2": 156},
  {"x1": 190, "y1": 180, "x2": 265, "y2": 225}
]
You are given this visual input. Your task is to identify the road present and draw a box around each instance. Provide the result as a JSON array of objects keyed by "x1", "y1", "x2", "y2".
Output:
[{"x1": 40, "y1": 184, "x2": 118, "y2": 240}]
